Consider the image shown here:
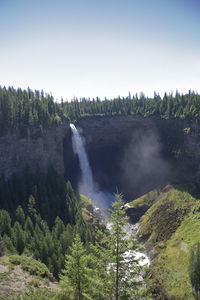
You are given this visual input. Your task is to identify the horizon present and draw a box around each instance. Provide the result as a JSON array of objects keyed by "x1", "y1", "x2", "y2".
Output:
[{"x1": 0, "y1": 85, "x2": 199, "y2": 102}]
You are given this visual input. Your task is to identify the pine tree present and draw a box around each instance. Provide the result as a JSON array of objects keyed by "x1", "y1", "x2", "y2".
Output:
[
  {"x1": 60, "y1": 234, "x2": 90, "y2": 300},
  {"x1": 0, "y1": 209, "x2": 12, "y2": 236},
  {"x1": 107, "y1": 193, "x2": 150, "y2": 300},
  {"x1": 15, "y1": 205, "x2": 25, "y2": 228},
  {"x1": 60, "y1": 195, "x2": 151, "y2": 299},
  {"x1": 12, "y1": 221, "x2": 25, "y2": 254},
  {"x1": 87, "y1": 230, "x2": 112, "y2": 299}
]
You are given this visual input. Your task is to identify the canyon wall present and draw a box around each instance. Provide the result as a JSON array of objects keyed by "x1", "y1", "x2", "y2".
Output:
[
  {"x1": 76, "y1": 116, "x2": 200, "y2": 199},
  {"x1": 0, "y1": 115, "x2": 200, "y2": 201},
  {"x1": 0, "y1": 120, "x2": 70, "y2": 178}
]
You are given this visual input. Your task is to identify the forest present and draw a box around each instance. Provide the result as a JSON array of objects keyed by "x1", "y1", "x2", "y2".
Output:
[
  {"x1": 0, "y1": 167, "x2": 93, "y2": 278},
  {"x1": 0, "y1": 170, "x2": 151, "y2": 299},
  {"x1": 0, "y1": 86, "x2": 200, "y2": 137}
]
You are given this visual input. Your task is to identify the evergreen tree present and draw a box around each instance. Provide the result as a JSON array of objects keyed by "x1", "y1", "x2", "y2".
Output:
[
  {"x1": 88, "y1": 230, "x2": 112, "y2": 299},
  {"x1": 60, "y1": 195, "x2": 151, "y2": 299},
  {"x1": 12, "y1": 221, "x2": 25, "y2": 255},
  {"x1": 107, "y1": 193, "x2": 150, "y2": 300},
  {"x1": 15, "y1": 205, "x2": 25, "y2": 228},
  {"x1": 60, "y1": 234, "x2": 90, "y2": 300},
  {"x1": 0, "y1": 210, "x2": 12, "y2": 236}
]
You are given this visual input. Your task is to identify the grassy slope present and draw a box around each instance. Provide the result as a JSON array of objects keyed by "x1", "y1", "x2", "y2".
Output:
[
  {"x1": 0, "y1": 255, "x2": 59, "y2": 299},
  {"x1": 129, "y1": 184, "x2": 200, "y2": 299},
  {"x1": 128, "y1": 189, "x2": 161, "y2": 210}
]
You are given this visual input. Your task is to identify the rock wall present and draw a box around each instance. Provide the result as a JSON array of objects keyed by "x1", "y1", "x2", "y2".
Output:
[
  {"x1": 0, "y1": 120, "x2": 70, "y2": 178},
  {"x1": 0, "y1": 115, "x2": 200, "y2": 201},
  {"x1": 76, "y1": 116, "x2": 200, "y2": 199}
]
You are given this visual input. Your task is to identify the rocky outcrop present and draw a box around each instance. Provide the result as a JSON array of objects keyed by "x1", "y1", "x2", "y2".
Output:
[{"x1": 0, "y1": 120, "x2": 70, "y2": 178}]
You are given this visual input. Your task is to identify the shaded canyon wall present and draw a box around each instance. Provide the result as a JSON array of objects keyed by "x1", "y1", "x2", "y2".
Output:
[
  {"x1": 74, "y1": 116, "x2": 200, "y2": 200},
  {"x1": 0, "y1": 116, "x2": 200, "y2": 201},
  {"x1": 0, "y1": 120, "x2": 70, "y2": 179}
]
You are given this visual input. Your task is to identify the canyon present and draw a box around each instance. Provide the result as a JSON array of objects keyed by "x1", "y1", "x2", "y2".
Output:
[
  {"x1": 0, "y1": 116, "x2": 200, "y2": 200},
  {"x1": 1, "y1": 115, "x2": 198, "y2": 201}
]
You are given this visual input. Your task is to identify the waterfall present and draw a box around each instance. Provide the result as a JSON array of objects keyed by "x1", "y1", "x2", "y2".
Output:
[
  {"x1": 70, "y1": 123, "x2": 94, "y2": 196},
  {"x1": 70, "y1": 123, "x2": 112, "y2": 216}
]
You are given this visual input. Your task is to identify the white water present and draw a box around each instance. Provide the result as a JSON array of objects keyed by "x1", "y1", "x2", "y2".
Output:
[
  {"x1": 125, "y1": 222, "x2": 150, "y2": 266},
  {"x1": 70, "y1": 123, "x2": 94, "y2": 196},
  {"x1": 107, "y1": 221, "x2": 150, "y2": 267},
  {"x1": 70, "y1": 123, "x2": 113, "y2": 216}
]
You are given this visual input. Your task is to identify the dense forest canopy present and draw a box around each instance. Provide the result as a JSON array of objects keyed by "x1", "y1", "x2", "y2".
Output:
[
  {"x1": 0, "y1": 86, "x2": 200, "y2": 136},
  {"x1": 0, "y1": 168, "x2": 94, "y2": 277}
]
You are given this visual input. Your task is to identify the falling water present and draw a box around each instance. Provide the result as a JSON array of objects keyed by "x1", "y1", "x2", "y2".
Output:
[
  {"x1": 70, "y1": 123, "x2": 94, "y2": 196},
  {"x1": 70, "y1": 123, "x2": 113, "y2": 216}
]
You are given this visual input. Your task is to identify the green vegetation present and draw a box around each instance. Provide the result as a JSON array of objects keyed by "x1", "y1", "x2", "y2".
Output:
[
  {"x1": 63, "y1": 90, "x2": 200, "y2": 122},
  {"x1": 0, "y1": 168, "x2": 94, "y2": 278},
  {"x1": 132, "y1": 184, "x2": 200, "y2": 299},
  {"x1": 0, "y1": 166, "x2": 82, "y2": 227},
  {"x1": 139, "y1": 185, "x2": 197, "y2": 247},
  {"x1": 0, "y1": 194, "x2": 150, "y2": 299},
  {"x1": 189, "y1": 244, "x2": 200, "y2": 300},
  {"x1": 107, "y1": 194, "x2": 151, "y2": 300},
  {"x1": 0, "y1": 87, "x2": 67, "y2": 136},
  {"x1": 0, "y1": 255, "x2": 60, "y2": 299},
  {"x1": 6, "y1": 288, "x2": 59, "y2": 300},
  {"x1": 9, "y1": 255, "x2": 51, "y2": 278},
  {"x1": 128, "y1": 189, "x2": 161, "y2": 210},
  {"x1": 79, "y1": 194, "x2": 103, "y2": 229},
  {"x1": 60, "y1": 234, "x2": 91, "y2": 299},
  {"x1": 79, "y1": 194, "x2": 94, "y2": 222},
  {"x1": 60, "y1": 194, "x2": 151, "y2": 300},
  {"x1": 1, "y1": 86, "x2": 200, "y2": 136}
]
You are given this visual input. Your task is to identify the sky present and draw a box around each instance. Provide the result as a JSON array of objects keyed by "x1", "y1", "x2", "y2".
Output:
[{"x1": 0, "y1": 0, "x2": 200, "y2": 101}]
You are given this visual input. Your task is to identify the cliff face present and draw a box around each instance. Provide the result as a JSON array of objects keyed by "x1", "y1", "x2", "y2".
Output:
[
  {"x1": 0, "y1": 115, "x2": 200, "y2": 201},
  {"x1": 76, "y1": 116, "x2": 200, "y2": 199},
  {"x1": 0, "y1": 120, "x2": 70, "y2": 178}
]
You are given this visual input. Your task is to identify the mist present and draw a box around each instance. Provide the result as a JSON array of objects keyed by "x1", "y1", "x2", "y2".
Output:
[{"x1": 121, "y1": 129, "x2": 170, "y2": 200}]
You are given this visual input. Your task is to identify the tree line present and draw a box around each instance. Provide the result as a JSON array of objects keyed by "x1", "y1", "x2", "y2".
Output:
[
  {"x1": 0, "y1": 86, "x2": 67, "y2": 136},
  {"x1": 1, "y1": 86, "x2": 200, "y2": 136},
  {"x1": 63, "y1": 90, "x2": 200, "y2": 122}
]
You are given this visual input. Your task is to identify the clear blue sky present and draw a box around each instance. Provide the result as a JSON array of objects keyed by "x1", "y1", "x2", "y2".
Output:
[{"x1": 0, "y1": 0, "x2": 200, "y2": 100}]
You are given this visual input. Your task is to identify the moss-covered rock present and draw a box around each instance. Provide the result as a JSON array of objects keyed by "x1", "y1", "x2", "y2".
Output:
[
  {"x1": 126, "y1": 189, "x2": 161, "y2": 223},
  {"x1": 138, "y1": 185, "x2": 196, "y2": 248}
]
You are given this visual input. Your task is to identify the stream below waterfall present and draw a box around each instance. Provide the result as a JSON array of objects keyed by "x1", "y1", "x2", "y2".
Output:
[
  {"x1": 70, "y1": 123, "x2": 150, "y2": 267},
  {"x1": 125, "y1": 223, "x2": 150, "y2": 266}
]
